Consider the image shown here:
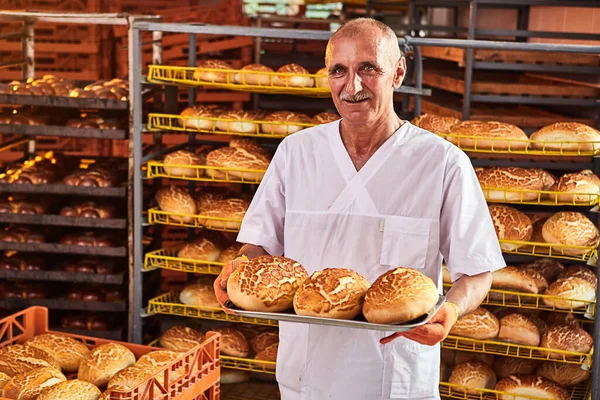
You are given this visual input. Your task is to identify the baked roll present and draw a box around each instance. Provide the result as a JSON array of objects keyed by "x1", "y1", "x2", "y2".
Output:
[
  {"x1": 179, "y1": 105, "x2": 218, "y2": 131},
  {"x1": 205, "y1": 147, "x2": 270, "y2": 181},
  {"x1": 476, "y1": 167, "x2": 551, "y2": 202},
  {"x1": 448, "y1": 361, "x2": 496, "y2": 395},
  {"x1": 60, "y1": 202, "x2": 115, "y2": 219},
  {"x1": 530, "y1": 122, "x2": 600, "y2": 152},
  {"x1": 543, "y1": 266, "x2": 597, "y2": 309},
  {"x1": 493, "y1": 357, "x2": 539, "y2": 380},
  {"x1": 210, "y1": 327, "x2": 249, "y2": 357},
  {"x1": 535, "y1": 362, "x2": 590, "y2": 387},
  {"x1": 488, "y1": 205, "x2": 533, "y2": 251},
  {"x1": 312, "y1": 112, "x2": 340, "y2": 125},
  {"x1": 498, "y1": 313, "x2": 542, "y2": 346},
  {"x1": 274, "y1": 64, "x2": 314, "y2": 88},
  {"x1": 448, "y1": 121, "x2": 529, "y2": 150},
  {"x1": 193, "y1": 59, "x2": 234, "y2": 83},
  {"x1": 261, "y1": 111, "x2": 312, "y2": 136},
  {"x1": 541, "y1": 212, "x2": 599, "y2": 256},
  {"x1": 163, "y1": 150, "x2": 204, "y2": 178},
  {"x1": 548, "y1": 170, "x2": 600, "y2": 204},
  {"x1": 411, "y1": 113, "x2": 461, "y2": 135},
  {"x1": 234, "y1": 64, "x2": 274, "y2": 86},
  {"x1": 178, "y1": 238, "x2": 222, "y2": 261},
  {"x1": 26, "y1": 333, "x2": 90, "y2": 373},
  {"x1": 159, "y1": 326, "x2": 205, "y2": 352},
  {"x1": 155, "y1": 186, "x2": 198, "y2": 223},
  {"x1": 315, "y1": 67, "x2": 328, "y2": 88},
  {"x1": 61, "y1": 231, "x2": 114, "y2": 247},
  {"x1": 63, "y1": 170, "x2": 117, "y2": 187},
  {"x1": 494, "y1": 375, "x2": 569, "y2": 400},
  {"x1": 180, "y1": 278, "x2": 221, "y2": 309},
  {"x1": 450, "y1": 308, "x2": 500, "y2": 340},
  {"x1": 2, "y1": 367, "x2": 66, "y2": 400},
  {"x1": 216, "y1": 109, "x2": 262, "y2": 133},
  {"x1": 198, "y1": 198, "x2": 249, "y2": 230},
  {"x1": 540, "y1": 324, "x2": 593, "y2": 359}
]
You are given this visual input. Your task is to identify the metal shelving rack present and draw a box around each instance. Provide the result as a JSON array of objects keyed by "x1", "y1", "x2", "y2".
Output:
[
  {"x1": 0, "y1": 11, "x2": 161, "y2": 341},
  {"x1": 131, "y1": 21, "x2": 600, "y2": 399}
]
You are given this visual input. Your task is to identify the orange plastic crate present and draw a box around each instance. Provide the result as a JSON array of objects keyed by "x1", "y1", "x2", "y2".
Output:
[{"x1": 0, "y1": 307, "x2": 222, "y2": 400}]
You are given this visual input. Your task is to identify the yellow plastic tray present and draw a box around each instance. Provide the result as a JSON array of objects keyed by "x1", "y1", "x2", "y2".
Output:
[
  {"x1": 148, "y1": 113, "x2": 315, "y2": 139},
  {"x1": 221, "y1": 355, "x2": 276, "y2": 375},
  {"x1": 439, "y1": 380, "x2": 591, "y2": 400},
  {"x1": 147, "y1": 290, "x2": 279, "y2": 327},
  {"x1": 148, "y1": 208, "x2": 242, "y2": 233},
  {"x1": 498, "y1": 240, "x2": 598, "y2": 263},
  {"x1": 148, "y1": 65, "x2": 332, "y2": 98},
  {"x1": 481, "y1": 186, "x2": 600, "y2": 206},
  {"x1": 147, "y1": 161, "x2": 267, "y2": 184},
  {"x1": 144, "y1": 246, "x2": 224, "y2": 274}
]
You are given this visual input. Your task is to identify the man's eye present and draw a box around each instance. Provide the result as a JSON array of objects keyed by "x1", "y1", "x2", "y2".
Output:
[
  {"x1": 364, "y1": 65, "x2": 375, "y2": 71},
  {"x1": 333, "y1": 68, "x2": 344, "y2": 74}
]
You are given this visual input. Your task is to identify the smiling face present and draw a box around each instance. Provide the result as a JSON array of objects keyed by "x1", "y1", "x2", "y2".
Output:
[{"x1": 326, "y1": 30, "x2": 406, "y2": 125}]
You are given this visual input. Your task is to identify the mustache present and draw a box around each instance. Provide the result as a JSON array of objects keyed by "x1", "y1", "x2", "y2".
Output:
[{"x1": 339, "y1": 91, "x2": 372, "y2": 103}]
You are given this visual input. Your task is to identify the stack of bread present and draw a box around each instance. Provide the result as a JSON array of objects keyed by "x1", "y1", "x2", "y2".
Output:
[
  {"x1": 175, "y1": 230, "x2": 243, "y2": 265},
  {"x1": 3, "y1": 76, "x2": 128, "y2": 100},
  {"x1": 205, "y1": 139, "x2": 271, "y2": 182}
]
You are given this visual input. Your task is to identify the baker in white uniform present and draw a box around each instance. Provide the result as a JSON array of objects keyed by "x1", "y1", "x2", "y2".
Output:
[{"x1": 215, "y1": 18, "x2": 505, "y2": 400}]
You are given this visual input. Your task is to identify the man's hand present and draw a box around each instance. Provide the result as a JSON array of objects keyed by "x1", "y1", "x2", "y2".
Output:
[
  {"x1": 380, "y1": 302, "x2": 458, "y2": 346},
  {"x1": 214, "y1": 256, "x2": 248, "y2": 309}
]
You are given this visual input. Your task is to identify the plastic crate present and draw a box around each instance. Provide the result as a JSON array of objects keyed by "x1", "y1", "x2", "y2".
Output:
[{"x1": 0, "y1": 307, "x2": 221, "y2": 400}]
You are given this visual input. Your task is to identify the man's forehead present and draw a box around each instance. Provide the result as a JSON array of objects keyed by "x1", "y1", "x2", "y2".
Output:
[{"x1": 328, "y1": 34, "x2": 386, "y2": 64}]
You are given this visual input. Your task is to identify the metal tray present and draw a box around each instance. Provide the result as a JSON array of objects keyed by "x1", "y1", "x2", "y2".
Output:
[{"x1": 223, "y1": 294, "x2": 445, "y2": 332}]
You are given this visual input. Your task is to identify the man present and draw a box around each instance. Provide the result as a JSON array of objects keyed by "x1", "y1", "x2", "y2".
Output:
[{"x1": 215, "y1": 18, "x2": 505, "y2": 400}]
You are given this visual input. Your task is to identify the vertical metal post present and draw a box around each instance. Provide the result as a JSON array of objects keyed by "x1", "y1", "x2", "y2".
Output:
[
  {"x1": 462, "y1": 1, "x2": 477, "y2": 120},
  {"x1": 187, "y1": 32, "x2": 197, "y2": 245},
  {"x1": 129, "y1": 19, "x2": 144, "y2": 344},
  {"x1": 517, "y1": 6, "x2": 530, "y2": 43},
  {"x1": 253, "y1": 18, "x2": 263, "y2": 110},
  {"x1": 413, "y1": 45, "x2": 423, "y2": 117},
  {"x1": 22, "y1": 20, "x2": 36, "y2": 156}
]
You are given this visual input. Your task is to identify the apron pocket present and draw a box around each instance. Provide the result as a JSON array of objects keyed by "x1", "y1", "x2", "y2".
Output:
[
  {"x1": 384, "y1": 340, "x2": 440, "y2": 399},
  {"x1": 380, "y1": 215, "x2": 430, "y2": 269}
]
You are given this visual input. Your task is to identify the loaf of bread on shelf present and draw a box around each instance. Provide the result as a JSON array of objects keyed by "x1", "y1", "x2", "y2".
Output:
[
  {"x1": 12, "y1": 167, "x2": 58, "y2": 185},
  {"x1": 197, "y1": 198, "x2": 249, "y2": 230},
  {"x1": 205, "y1": 146, "x2": 270, "y2": 181},
  {"x1": 63, "y1": 169, "x2": 118, "y2": 188},
  {"x1": 196, "y1": 189, "x2": 229, "y2": 210},
  {"x1": 0, "y1": 256, "x2": 44, "y2": 271},
  {"x1": 315, "y1": 67, "x2": 328, "y2": 88},
  {"x1": 493, "y1": 357, "x2": 539, "y2": 380},
  {"x1": 293, "y1": 268, "x2": 370, "y2": 320},
  {"x1": 36, "y1": 379, "x2": 101, "y2": 400},
  {"x1": 2, "y1": 367, "x2": 66, "y2": 400},
  {"x1": 537, "y1": 362, "x2": 590, "y2": 388},
  {"x1": 77, "y1": 343, "x2": 136, "y2": 387},
  {"x1": 498, "y1": 313, "x2": 542, "y2": 346},
  {"x1": 155, "y1": 186, "x2": 198, "y2": 223},
  {"x1": 311, "y1": 112, "x2": 340, "y2": 125},
  {"x1": 162, "y1": 150, "x2": 204, "y2": 178},
  {"x1": 274, "y1": 64, "x2": 314, "y2": 88},
  {"x1": 0, "y1": 199, "x2": 46, "y2": 214},
  {"x1": 209, "y1": 327, "x2": 249, "y2": 357},
  {"x1": 180, "y1": 278, "x2": 221, "y2": 309},
  {"x1": 250, "y1": 331, "x2": 279, "y2": 354},
  {"x1": 520, "y1": 259, "x2": 564, "y2": 284},
  {"x1": 363, "y1": 267, "x2": 438, "y2": 324},
  {"x1": 218, "y1": 243, "x2": 243, "y2": 263},
  {"x1": 194, "y1": 59, "x2": 234, "y2": 83},
  {"x1": 0, "y1": 372, "x2": 9, "y2": 390},
  {"x1": 476, "y1": 167, "x2": 552, "y2": 202},
  {"x1": 540, "y1": 324, "x2": 593, "y2": 359},
  {"x1": 447, "y1": 121, "x2": 529, "y2": 150},
  {"x1": 543, "y1": 266, "x2": 597, "y2": 309},
  {"x1": 548, "y1": 170, "x2": 600, "y2": 204},
  {"x1": 488, "y1": 205, "x2": 533, "y2": 251},
  {"x1": 541, "y1": 212, "x2": 599, "y2": 256},
  {"x1": 491, "y1": 266, "x2": 539, "y2": 294},
  {"x1": 214, "y1": 109, "x2": 262, "y2": 133},
  {"x1": 107, "y1": 351, "x2": 183, "y2": 389},
  {"x1": 254, "y1": 343, "x2": 278, "y2": 369},
  {"x1": 495, "y1": 375, "x2": 570, "y2": 400},
  {"x1": 229, "y1": 137, "x2": 270, "y2": 157},
  {"x1": 0, "y1": 282, "x2": 46, "y2": 300},
  {"x1": 234, "y1": 64, "x2": 274, "y2": 86},
  {"x1": 450, "y1": 307, "x2": 500, "y2": 340},
  {"x1": 60, "y1": 201, "x2": 115, "y2": 219},
  {"x1": 228, "y1": 255, "x2": 308, "y2": 312},
  {"x1": 26, "y1": 334, "x2": 90, "y2": 373},
  {"x1": 177, "y1": 238, "x2": 222, "y2": 261},
  {"x1": 448, "y1": 361, "x2": 496, "y2": 395},
  {"x1": 530, "y1": 122, "x2": 600, "y2": 152},
  {"x1": 61, "y1": 314, "x2": 110, "y2": 331},
  {"x1": 159, "y1": 326, "x2": 205, "y2": 353},
  {"x1": 0, "y1": 344, "x2": 60, "y2": 377},
  {"x1": 63, "y1": 259, "x2": 114, "y2": 274},
  {"x1": 61, "y1": 231, "x2": 114, "y2": 247},
  {"x1": 0, "y1": 226, "x2": 45, "y2": 243},
  {"x1": 179, "y1": 105, "x2": 219, "y2": 131},
  {"x1": 261, "y1": 111, "x2": 312, "y2": 136},
  {"x1": 411, "y1": 113, "x2": 461, "y2": 135}
]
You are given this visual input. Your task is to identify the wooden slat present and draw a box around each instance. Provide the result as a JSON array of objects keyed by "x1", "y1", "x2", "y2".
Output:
[
  {"x1": 0, "y1": 41, "x2": 100, "y2": 54},
  {"x1": 525, "y1": 72, "x2": 600, "y2": 90}
]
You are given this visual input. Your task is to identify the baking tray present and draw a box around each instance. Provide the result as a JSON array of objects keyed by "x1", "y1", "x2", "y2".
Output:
[{"x1": 223, "y1": 294, "x2": 445, "y2": 332}]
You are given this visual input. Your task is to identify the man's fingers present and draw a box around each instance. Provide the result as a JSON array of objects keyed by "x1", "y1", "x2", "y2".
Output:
[{"x1": 380, "y1": 333, "x2": 403, "y2": 345}]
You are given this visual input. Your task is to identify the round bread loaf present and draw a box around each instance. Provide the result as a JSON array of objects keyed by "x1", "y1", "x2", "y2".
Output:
[
  {"x1": 520, "y1": 258, "x2": 565, "y2": 283},
  {"x1": 135, "y1": 350, "x2": 181, "y2": 372},
  {"x1": 250, "y1": 331, "x2": 279, "y2": 354},
  {"x1": 488, "y1": 205, "x2": 533, "y2": 251},
  {"x1": 227, "y1": 255, "x2": 308, "y2": 312},
  {"x1": 261, "y1": 111, "x2": 312, "y2": 136},
  {"x1": 2, "y1": 367, "x2": 66, "y2": 400},
  {"x1": 274, "y1": 64, "x2": 314, "y2": 88},
  {"x1": 196, "y1": 189, "x2": 229, "y2": 211},
  {"x1": 0, "y1": 344, "x2": 60, "y2": 377},
  {"x1": 540, "y1": 324, "x2": 593, "y2": 359},
  {"x1": 530, "y1": 122, "x2": 600, "y2": 152},
  {"x1": 363, "y1": 267, "x2": 438, "y2": 325},
  {"x1": 293, "y1": 268, "x2": 370, "y2": 320},
  {"x1": 159, "y1": 326, "x2": 205, "y2": 352},
  {"x1": 448, "y1": 121, "x2": 528, "y2": 150},
  {"x1": 254, "y1": 343, "x2": 278, "y2": 370},
  {"x1": 26, "y1": 333, "x2": 90, "y2": 373},
  {"x1": 311, "y1": 112, "x2": 339, "y2": 125},
  {"x1": 221, "y1": 368, "x2": 250, "y2": 384},
  {"x1": 476, "y1": 167, "x2": 547, "y2": 201},
  {"x1": 193, "y1": 59, "x2": 234, "y2": 83},
  {"x1": 198, "y1": 198, "x2": 249, "y2": 230},
  {"x1": 215, "y1": 110, "x2": 262, "y2": 133},
  {"x1": 519, "y1": 266, "x2": 549, "y2": 294},
  {"x1": 315, "y1": 67, "x2": 328, "y2": 88},
  {"x1": 234, "y1": 64, "x2": 274, "y2": 86},
  {"x1": 179, "y1": 105, "x2": 217, "y2": 130},
  {"x1": 494, "y1": 374, "x2": 569, "y2": 400},
  {"x1": 454, "y1": 351, "x2": 495, "y2": 367},
  {"x1": 164, "y1": 150, "x2": 204, "y2": 178},
  {"x1": 177, "y1": 238, "x2": 221, "y2": 261},
  {"x1": 205, "y1": 147, "x2": 269, "y2": 181},
  {"x1": 493, "y1": 357, "x2": 538, "y2": 380},
  {"x1": 543, "y1": 266, "x2": 597, "y2": 309},
  {"x1": 219, "y1": 243, "x2": 243, "y2": 263},
  {"x1": 492, "y1": 266, "x2": 539, "y2": 294},
  {"x1": 229, "y1": 138, "x2": 271, "y2": 158},
  {"x1": 210, "y1": 328, "x2": 249, "y2": 357},
  {"x1": 541, "y1": 212, "x2": 599, "y2": 256},
  {"x1": 448, "y1": 361, "x2": 496, "y2": 395},
  {"x1": 498, "y1": 313, "x2": 541, "y2": 346},
  {"x1": 411, "y1": 113, "x2": 461, "y2": 135},
  {"x1": 106, "y1": 366, "x2": 146, "y2": 390},
  {"x1": 36, "y1": 379, "x2": 101, "y2": 400},
  {"x1": 550, "y1": 170, "x2": 600, "y2": 204},
  {"x1": 450, "y1": 308, "x2": 500, "y2": 340},
  {"x1": 155, "y1": 186, "x2": 197, "y2": 223},
  {"x1": 0, "y1": 372, "x2": 9, "y2": 390},
  {"x1": 535, "y1": 362, "x2": 590, "y2": 387},
  {"x1": 180, "y1": 278, "x2": 221, "y2": 309},
  {"x1": 77, "y1": 343, "x2": 136, "y2": 387}
]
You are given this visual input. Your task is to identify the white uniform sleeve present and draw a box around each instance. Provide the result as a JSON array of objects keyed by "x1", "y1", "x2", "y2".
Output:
[
  {"x1": 236, "y1": 140, "x2": 287, "y2": 256},
  {"x1": 440, "y1": 153, "x2": 506, "y2": 282}
]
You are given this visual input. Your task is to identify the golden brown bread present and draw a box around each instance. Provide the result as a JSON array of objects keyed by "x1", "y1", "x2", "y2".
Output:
[
  {"x1": 311, "y1": 112, "x2": 339, "y2": 125},
  {"x1": 491, "y1": 266, "x2": 538, "y2": 294},
  {"x1": 159, "y1": 326, "x2": 205, "y2": 353},
  {"x1": 59, "y1": 202, "x2": 115, "y2": 219},
  {"x1": 520, "y1": 259, "x2": 564, "y2": 283},
  {"x1": 493, "y1": 357, "x2": 539, "y2": 380},
  {"x1": 315, "y1": 67, "x2": 328, "y2": 88},
  {"x1": 234, "y1": 64, "x2": 274, "y2": 86},
  {"x1": 36, "y1": 379, "x2": 101, "y2": 400},
  {"x1": 26, "y1": 333, "x2": 90, "y2": 373},
  {"x1": 218, "y1": 243, "x2": 242, "y2": 263},
  {"x1": 193, "y1": 59, "x2": 234, "y2": 83},
  {"x1": 254, "y1": 343, "x2": 278, "y2": 370},
  {"x1": 543, "y1": 266, "x2": 597, "y2": 309},
  {"x1": 0, "y1": 344, "x2": 60, "y2": 377},
  {"x1": 250, "y1": 331, "x2": 279, "y2": 354},
  {"x1": 450, "y1": 308, "x2": 500, "y2": 340},
  {"x1": 77, "y1": 343, "x2": 136, "y2": 387},
  {"x1": 448, "y1": 121, "x2": 529, "y2": 150},
  {"x1": 2, "y1": 367, "x2": 66, "y2": 400},
  {"x1": 498, "y1": 313, "x2": 541, "y2": 346},
  {"x1": 535, "y1": 362, "x2": 590, "y2": 387},
  {"x1": 60, "y1": 231, "x2": 113, "y2": 247},
  {"x1": 215, "y1": 110, "x2": 262, "y2": 133},
  {"x1": 363, "y1": 267, "x2": 439, "y2": 324},
  {"x1": 488, "y1": 205, "x2": 533, "y2": 251},
  {"x1": 548, "y1": 170, "x2": 600, "y2": 204},
  {"x1": 540, "y1": 324, "x2": 593, "y2": 359},
  {"x1": 164, "y1": 150, "x2": 204, "y2": 178},
  {"x1": 261, "y1": 111, "x2": 312, "y2": 136},
  {"x1": 411, "y1": 113, "x2": 461, "y2": 135},
  {"x1": 229, "y1": 138, "x2": 271, "y2": 158},
  {"x1": 63, "y1": 170, "x2": 117, "y2": 188},
  {"x1": 180, "y1": 278, "x2": 221, "y2": 309},
  {"x1": 179, "y1": 105, "x2": 218, "y2": 130},
  {"x1": 530, "y1": 122, "x2": 600, "y2": 152},
  {"x1": 178, "y1": 238, "x2": 222, "y2": 261},
  {"x1": 228, "y1": 255, "x2": 308, "y2": 312},
  {"x1": 476, "y1": 167, "x2": 550, "y2": 202},
  {"x1": 494, "y1": 374, "x2": 569, "y2": 400},
  {"x1": 448, "y1": 361, "x2": 496, "y2": 395},
  {"x1": 541, "y1": 212, "x2": 599, "y2": 256},
  {"x1": 198, "y1": 198, "x2": 249, "y2": 230},
  {"x1": 0, "y1": 372, "x2": 9, "y2": 390},
  {"x1": 155, "y1": 186, "x2": 198, "y2": 223},
  {"x1": 293, "y1": 268, "x2": 370, "y2": 320},
  {"x1": 205, "y1": 147, "x2": 270, "y2": 181},
  {"x1": 0, "y1": 199, "x2": 46, "y2": 215},
  {"x1": 108, "y1": 351, "x2": 182, "y2": 390},
  {"x1": 274, "y1": 64, "x2": 314, "y2": 88},
  {"x1": 210, "y1": 328, "x2": 249, "y2": 357}
]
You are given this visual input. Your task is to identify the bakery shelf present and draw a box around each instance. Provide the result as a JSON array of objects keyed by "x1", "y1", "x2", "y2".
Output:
[
  {"x1": 221, "y1": 382, "x2": 280, "y2": 400},
  {"x1": 439, "y1": 380, "x2": 591, "y2": 400},
  {"x1": 481, "y1": 187, "x2": 600, "y2": 206},
  {"x1": 0, "y1": 183, "x2": 126, "y2": 197},
  {"x1": 147, "y1": 113, "x2": 314, "y2": 139},
  {"x1": 0, "y1": 213, "x2": 126, "y2": 229},
  {"x1": 144, "y1": 246, "x2": 224, "y2": 274},
  {"x1": 147, "y1": 207, "x2": 242, "y2": 233},
  {"x1": 443, "y1": 284, "x2": 596, "y2": 319},
  {"x1": 147, "y1": 65, "x2": 332, "y2": 98},
  {"x1": 0, "y1": 242, "x2": 127, "y2": 257},
  {"x1": 51, "y1": 326, "x2": 124, "y2": 341},
  {"x1": 0, "y1": 124, "x2": 127, "y2": 140},
  {"x1": 146, "y1": 290, "x2": 279, "y2": 327},
  {"x1": 0, "y1": 298, "x2": 126, "y2": 312},
  {"x1": 0, "y1": 269, "x2": 124, "y2": 284},
  {"x1": 147, "y1": 161, "x2": 266, "y2": 185},
  {"x1": 498, "y1": 240, "x2": 598, "y2": 263},
  {"x1": 437, "y1": 133, "x2": 600, "y2": 157},
  {"x1": 442, "y1": 335, "x2": 592, "y2": 366},
  {"x1": 221, "y1": 355, "x2": 276, "y2": 375},
  {"x1": 0, "y1": 93, "x2": 128, "y2": 110}
]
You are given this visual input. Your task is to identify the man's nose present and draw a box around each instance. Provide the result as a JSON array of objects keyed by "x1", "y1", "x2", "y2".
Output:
[{"x1": 344, "y1": 72, "x2": 362, "y2": 96}]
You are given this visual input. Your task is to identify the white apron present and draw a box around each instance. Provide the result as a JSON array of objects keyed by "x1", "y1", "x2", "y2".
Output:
[{"x1": 238, "y1": 120, "x2": 505, "y2": 400}]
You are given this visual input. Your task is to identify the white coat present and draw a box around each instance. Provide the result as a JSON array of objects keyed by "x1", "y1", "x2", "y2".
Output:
[{"x1": 237, "y1": 120, "x2": 505, "y2": 400}]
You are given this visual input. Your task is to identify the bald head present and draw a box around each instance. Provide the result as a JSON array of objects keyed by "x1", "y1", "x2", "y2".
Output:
[{"x1": 325, "y1": 18, "x2": 401, "y2": 68}]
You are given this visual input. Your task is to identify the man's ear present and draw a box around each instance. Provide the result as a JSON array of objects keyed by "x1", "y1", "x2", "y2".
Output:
[{"x1": 392, "y1": 57, "x2": 407, "y2": 89}]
